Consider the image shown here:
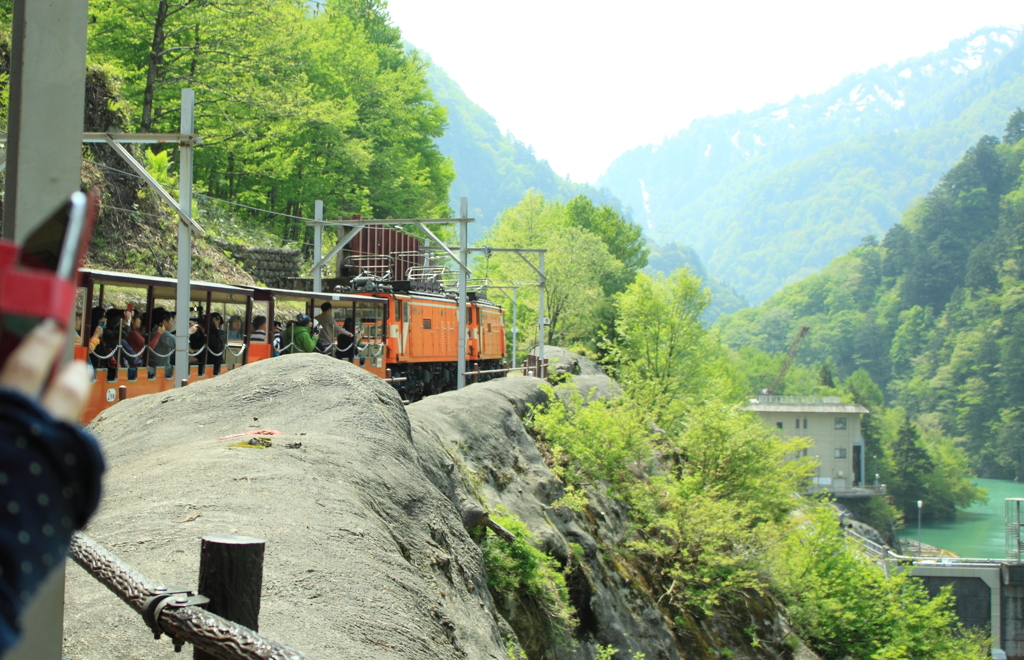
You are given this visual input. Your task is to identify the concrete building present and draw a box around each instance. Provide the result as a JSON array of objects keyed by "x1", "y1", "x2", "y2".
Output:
[{"x1": 740, "y1": 395, "x2": 870, "y2": 494}]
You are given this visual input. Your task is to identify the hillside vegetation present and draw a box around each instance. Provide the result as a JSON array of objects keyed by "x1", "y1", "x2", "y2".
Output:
[
  {"x1": 79, "y1": 0, "x2": 453, "y2": 251},
  {"x1": 644, "y1": 241, "x2": 747, "y2": 322},
  {"x1": 526, "y1": 270, "x2": 988, "y2": 660},
  {"x1": 719, "y1": 109, "x2": 1024, "y2": 490},
  {"x1": 601, "y1": 28, "x2": 1024, "y2": 303}
]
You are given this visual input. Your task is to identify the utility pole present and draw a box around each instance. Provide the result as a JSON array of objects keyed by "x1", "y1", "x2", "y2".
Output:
[
  {"x1": 917, "y1": 499, "x2": 923, "y2": 556},
  {"x1": 457, "y1": 197, "x2": 468, "y2": 389},
  {"x1": 2, "y1": 0, "x2": 88, "y2": 241},
  {"x1": 175, "y1": 90, "x2": 195, "y2": 386},
  {"x1": 537, "y1": 251, "x2": 545, "y2": 367},
  {"x1": 2, "y1": 1, "x2": 88, "y2": 657},
  {"x1": 313, "y1": 200, "x2": 323, "y2": 293}
]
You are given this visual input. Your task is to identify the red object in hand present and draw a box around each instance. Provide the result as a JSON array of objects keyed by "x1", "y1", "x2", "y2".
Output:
[{"x1": 0, "y1": 241, "x2": 79, "y2": 328}]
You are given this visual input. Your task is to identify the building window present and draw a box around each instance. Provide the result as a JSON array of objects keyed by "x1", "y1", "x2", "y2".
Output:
[
  {"x1": 795, "y1": 418, "x2": 800, "y2": 429},
  {"x1": 423, "y1": 318, "x2": 432, "y2": 330},
  {"x1": 834, "y1": 448, "x2": 847, "y2": 459},
  {"x1": 834, "y1": 417, "x2": 847, "y2": 430},
  {"x1": 803, "y1": 418, "x2": 808, "y2": 429},
  {"x1": 776, "y1": 422, "x2": 783, "y2": 429}
]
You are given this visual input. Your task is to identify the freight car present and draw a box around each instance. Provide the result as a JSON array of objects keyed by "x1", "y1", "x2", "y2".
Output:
[{"x1": 75, "y1": 267, "x2": 507, "y2": 423}]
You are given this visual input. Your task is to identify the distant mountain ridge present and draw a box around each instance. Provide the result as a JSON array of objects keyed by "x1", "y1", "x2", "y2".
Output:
[
  {"x1": 599, "y1": 27, "x2": 1024, "y2": 303},
  {"x1": 418, "y1": 49, "x2": 620, "y2": 242}
]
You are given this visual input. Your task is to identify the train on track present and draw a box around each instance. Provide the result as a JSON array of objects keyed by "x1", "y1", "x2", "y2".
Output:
[{"x1": 75, "y1": 260, "x2": 510, "y2": 424}]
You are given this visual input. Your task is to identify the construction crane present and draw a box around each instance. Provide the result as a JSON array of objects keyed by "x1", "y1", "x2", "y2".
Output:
[{"x1": 766, "y1": 326, "x2": 810, "y2": 395}]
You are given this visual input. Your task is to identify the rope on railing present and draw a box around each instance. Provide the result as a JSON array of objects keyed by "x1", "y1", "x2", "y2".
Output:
[
  {"x1": 89, "y1": 346, "x2": 119, "y2": 360},
  {"x1": 69, "y1": 532, "x2": 316, "y2": 660},
  {"x1": 314, "y1": 342, "x2": 337, "y2": 355},
  {"x1": 356, "y1": 342, "x2": 384, "y2": 357},
  {"x1": 120, "y1": 344, "x2": 147, "y2": 359},
  {"x1": 226, "y1": 343, "x2": 248, "y2": 358}
]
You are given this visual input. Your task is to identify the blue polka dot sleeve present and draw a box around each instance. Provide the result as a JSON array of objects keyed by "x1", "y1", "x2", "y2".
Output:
[{"x1": 0, "y1": 389, "x2": 105, "y2": 654}]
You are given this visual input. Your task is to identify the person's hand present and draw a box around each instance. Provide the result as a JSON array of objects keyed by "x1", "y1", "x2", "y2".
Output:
[
  {"x1": 0, "y1": 319, "x2": 91, "y2": 423},
  {"x1": 92, "y1": 324, "x2": 103, "y2": 339}
]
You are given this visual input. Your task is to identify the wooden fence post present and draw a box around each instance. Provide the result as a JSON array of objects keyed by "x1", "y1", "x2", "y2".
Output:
[{"x1": 194, "y1": 535, "x2": 266, "y2": 660}]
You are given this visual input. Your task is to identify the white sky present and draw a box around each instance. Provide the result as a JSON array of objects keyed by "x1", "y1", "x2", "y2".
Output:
[{"x1": 386, "y1": 0, "x2": 1024, "y2": 184}]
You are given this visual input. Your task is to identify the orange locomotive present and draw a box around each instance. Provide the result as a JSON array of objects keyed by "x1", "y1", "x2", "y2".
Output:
[{"x1": 381, "y1": 290, "x2": 506, "y2": 399}]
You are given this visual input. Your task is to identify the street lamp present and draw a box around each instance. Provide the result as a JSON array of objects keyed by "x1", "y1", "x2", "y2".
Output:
[
  {"x1": 917, "y1": 500, "x2": 923, "y2": 556},
  {"x1": 872, "y1": 454, "x2": 877, "y2": 487}
]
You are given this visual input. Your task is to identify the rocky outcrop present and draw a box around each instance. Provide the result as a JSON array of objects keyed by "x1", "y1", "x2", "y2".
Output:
[
  {"x1": 67, "y1": 355, "x2": 512, "y2": 659},
  {"x1": 531, "y1": 346, "x2": 605, "y2": 377},
  {"x1": 65, "y1": 353, "x2": 810, "y2": 660},
  {"x1": 408, "y1": 378, "x2": 681, "y2": 659}
]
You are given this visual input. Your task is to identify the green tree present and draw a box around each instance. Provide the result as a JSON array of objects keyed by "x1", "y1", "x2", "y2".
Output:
[
  {"x1": 479, "y1": 191, "x2": 625, "y2": 352},
  {"x1": 885, "y1": 416, "x2": 933, "y2": 517},
  {"x1": 565, "y1": 194, "x2": 648, "y2": 284},
  {"x1": 602, "y1": 270, "x2": 716, "y2": 409},
  {"x1": 773, "y1": 505, "x2": 988, "y2": 660},
  {"x1": 1005, "y1": 107, "x2": 1024, "y2": 145},
  {"x1": 85, "y1": 0, "x2": 454, "y2": 244},
  {"x1": 817, "y1": 359, "x2": 836, "y2": 388}
]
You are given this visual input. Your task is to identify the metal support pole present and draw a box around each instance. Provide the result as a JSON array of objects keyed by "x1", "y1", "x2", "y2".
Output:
[
  {"x1": 175, "y1": 90, "x2": 195, "y2": 387},
  {"x1": 457, "y1": 198, "x2": 468, "y2": 389},
  {"x1": 538, "y1": 251, "x2": 546, "y2": 368},
  {"x1": 3, "y1": 1, "x2": 88, "y2": 656},
  {"x1": 313, "y1": 200, "x2": 323, "y2": 293},
  {"x1": 2, "y1": 0, "x2": 88, "y2": 241},
  {"x1": 917, "y1": 499, "x2": 923, "y2": 556},
  {"x1": 511, "y1": 287, "x2": 518, "y2": 369}
]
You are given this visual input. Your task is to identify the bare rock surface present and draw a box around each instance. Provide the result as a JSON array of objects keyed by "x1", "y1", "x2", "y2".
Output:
[
  {"x1": 407, "y1": 377, "x2": 682, "y2": 660},
  {"x1": 532, "y1": 346, "x2": 604, "y2": 377},
  {"x1": 529, "y1": 346, "x2": 620, "y2": 402},
  {"x1": 65, "y1": 354, "x2": 510, "y2": 660}
]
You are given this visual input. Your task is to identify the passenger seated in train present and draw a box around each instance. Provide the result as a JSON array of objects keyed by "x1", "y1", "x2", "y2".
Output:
[
  {"x1": 226, "y1": 314, "x2": 243, "y2": 341},
  {"x1": 87, "y1": 306, "x2": 105, "y2": 370},
  {"x1": 125, "y1": 311, "x2": 145, "y2": 362},
  {"x1": 250, "y1": 315, "x2": 267, "y2": 343},
  {"x1": 338, "y1": 317, "x2": 358, "y2": 361},
  {"x1": 272, "y1": 320, "x2": 283, "y2": 356},
  {"x1": 281, "y1": 314, "x2": 316, "y2": 354},
  {"x1": 116, "y1": 310, "x2": 144, "y2": 375},
  {"x1": 148, "y1": 310, "x2": 197, "y2": 377},
  {"x1": 207, "y1": 312, "x2": 226, "y2": 375},
  {"x1": 99, "y1": 308, "x2": 127, "y2": 379}
]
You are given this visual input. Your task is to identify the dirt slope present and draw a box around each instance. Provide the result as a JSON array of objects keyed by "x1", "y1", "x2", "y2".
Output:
[{"x1": 65, "y1": 355, "x2": 511, "y2": 659}]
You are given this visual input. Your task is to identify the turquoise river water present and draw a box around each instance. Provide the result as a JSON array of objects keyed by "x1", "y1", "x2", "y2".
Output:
[{"x1": 897, "y1": 477, "x2": 1024, "y2": 559}]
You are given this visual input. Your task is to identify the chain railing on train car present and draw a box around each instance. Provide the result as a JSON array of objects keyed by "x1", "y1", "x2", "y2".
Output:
[{"x1": 68, "y1": 532, "x2": 316, "y2": 660}]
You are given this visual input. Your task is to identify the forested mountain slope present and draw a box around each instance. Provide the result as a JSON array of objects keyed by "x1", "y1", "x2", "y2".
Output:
[
  {"x1": 601, "y1": 27, "x2": 1024, "y2": 303},
  {"x1": 421, "y1": 51, "x2": 621, "y2": 241},
  {"x1": 645, "y1": 241, "x2": 747, "y2": 322},
  {"x1": 717, "y1": 110, "x2": 1024, "y2": 480},
  {"x1": 52, "y1": 1, "x2": 455, "y2": 253}
]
